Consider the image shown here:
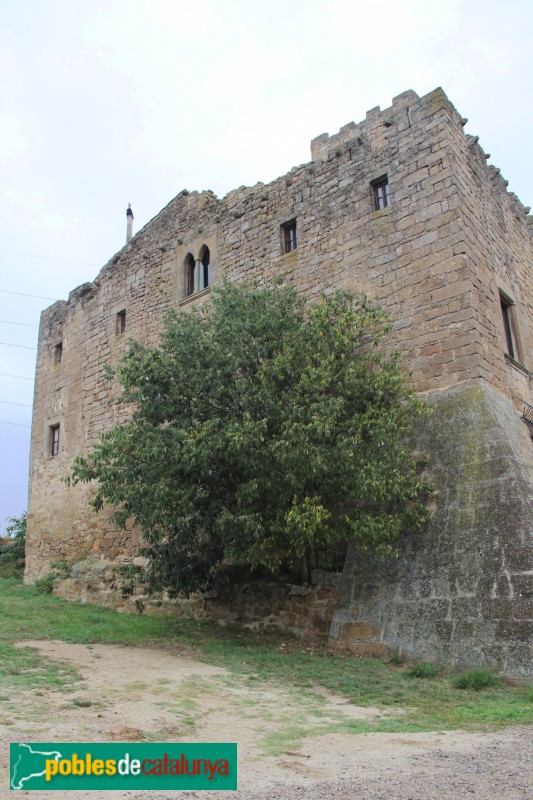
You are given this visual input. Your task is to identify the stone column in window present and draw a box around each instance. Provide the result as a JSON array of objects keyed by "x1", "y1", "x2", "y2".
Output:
[{"x1": 195, "y1": 259, "x2": 201, "y2": 293}]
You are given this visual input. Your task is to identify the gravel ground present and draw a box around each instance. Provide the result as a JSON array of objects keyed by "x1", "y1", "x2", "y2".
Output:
[
  {"x1": 196, "y1": 725, "x2": 533, "y2": 800},
  {"x1": 114, "y1": 726, "x2": 533, "y2": 800},
  {"x1": 4, "y1": 641, "x2": 532, "y2": 800}
]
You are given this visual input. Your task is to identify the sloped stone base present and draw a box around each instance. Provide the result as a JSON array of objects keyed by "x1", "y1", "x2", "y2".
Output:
[{"x1": 329, "y1": 382, "x2": 533, "y2": 676}]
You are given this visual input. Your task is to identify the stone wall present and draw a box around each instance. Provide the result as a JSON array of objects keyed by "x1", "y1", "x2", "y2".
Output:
[
  {"x1": 330, "y1": 382, "x2": 533, "y2": 675},
  {"x1": 54, "y1": 559, "x2": 340, "y2": 642},
  {"x1": 449, "y1": 112, "x2": 533, "y2": 405},
  {"x1": 25, "y1": 87, "x2": 533, "y2": 674}
]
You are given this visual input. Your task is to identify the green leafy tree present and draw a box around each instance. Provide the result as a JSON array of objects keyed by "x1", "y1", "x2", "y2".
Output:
[
  {"x1": 1, "y1": 512, "x2": 26, "y2": 565},
  {"x1": 71, "y1": 283, "x2": 429, "y2": 594}
]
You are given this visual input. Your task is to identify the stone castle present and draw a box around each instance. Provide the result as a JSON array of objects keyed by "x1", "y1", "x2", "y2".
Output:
[{"x1": 26, "y1": 87, "x2": 533, "y2": 675}]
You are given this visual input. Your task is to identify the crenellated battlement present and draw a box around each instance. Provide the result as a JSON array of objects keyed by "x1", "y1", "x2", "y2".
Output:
[{"x1": 310, "y1": 88, "x2": 431, "y2": 161}]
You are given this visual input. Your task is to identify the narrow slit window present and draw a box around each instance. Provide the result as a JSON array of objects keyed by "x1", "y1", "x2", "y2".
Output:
[
  {"x1": 116, "y1": 309, "x2": 126, "y2": 335},
  {"x1": 185, "y1": 253, "x2": 196, "y2": 296},
  {"x1": 54, "y1": 342, "x2": 63, "y2": 365},
  {"x1": 372, "y1": 176, "x2": 390, "y2": 211},
  {"x1": 50, "y1": 424, "x2": 60, "y2": 456},
  {"x1": 200, "y1": 247, "x2": 210, "y2": 290},
  {"x1": 282, "y1": 220, "x2": 297, "y2": 253},
  {"x1": 500, "y1": 294, "x2": 516, "y2": 359}
]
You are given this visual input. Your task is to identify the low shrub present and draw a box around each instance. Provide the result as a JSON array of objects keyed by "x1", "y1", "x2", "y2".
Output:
[
  {"x1": 406, "y1": 662, "x2": 440, "y2": 679},
  {"x1": 453, "y1": 669, "x2": 503, "y2": 691},
  {"x1": 35, "y1": 574, "x2": 56, "y2": 594}
]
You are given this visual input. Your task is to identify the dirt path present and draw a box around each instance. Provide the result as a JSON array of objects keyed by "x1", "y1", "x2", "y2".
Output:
[{"x1": 1, "y1": 640, "x2": 531, "y2": 799}]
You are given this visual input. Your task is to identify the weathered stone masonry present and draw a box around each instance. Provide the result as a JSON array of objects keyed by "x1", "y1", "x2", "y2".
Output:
[{"x1": 26, "y1": 88, "x2": 533, "y2": 674}]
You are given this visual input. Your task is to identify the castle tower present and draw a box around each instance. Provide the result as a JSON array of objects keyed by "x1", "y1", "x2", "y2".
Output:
[{"x1": 25, "y1": 88, "x2": 533, "y2": 674}]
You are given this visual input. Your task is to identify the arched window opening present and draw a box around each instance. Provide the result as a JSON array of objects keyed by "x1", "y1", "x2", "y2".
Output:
[
  {"x1": 199, "y1": 246, "x2": 210, "y2": 291},
  {"x1": 185, "y1": 253, "x2": 195, "y2": 296}
]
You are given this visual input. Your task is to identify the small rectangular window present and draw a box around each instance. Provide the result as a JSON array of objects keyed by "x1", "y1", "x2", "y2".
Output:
[
  {"x1": 116, "y1": 309, "x2": 126, "y2": 335},
  {"x1": 282, "y1": 220, "x2": 297, "y2": 253},
  {"x1": 500, "y1": 294, "x2": 516, "y2": 359},
  {"x1": 372, "y1": 176, "x2": 390, "y2": 211},
  {"x1": 54, "y1": 342, "x2": 63, "y2": 365},
  {"x1": 50, "y1": 424, "x2": 60, "y2": 456}
]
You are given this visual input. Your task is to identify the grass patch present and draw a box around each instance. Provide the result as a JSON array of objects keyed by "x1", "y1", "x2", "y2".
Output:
[
  {"x1": 0, "y1": 575, "x2": 532, "y2": 733},
  {"x1": 0, "y1": 641, "x2": 80, "y2": 692},
  {"x1": 406, "y1": 662, "x2": 440, "y2": 679},
  {"x1": 453, "y1": 669, "x2": 503, "y2": 691},
  {"x1": 71, "y1": 697, "x2": 93, "y2": 707},
  {"x1": 0, "y1": 575, "x2": 186, "y2": 645},
  {"x1": 34, "y1": 573, "x2": 56, "y2": 594}
]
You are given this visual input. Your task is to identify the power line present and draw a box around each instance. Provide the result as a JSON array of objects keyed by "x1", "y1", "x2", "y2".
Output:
[
  {"x1": 0, "y1": 249, "x2": 99, "y2": 267},
  {"x1": 0, "y1": 342, "x2": 37, "y2": 350},
  {"x1": 0, "y1": 400, "x2": 32, "y2": 407},
  {"x1": 0, "y1": 289, "x2": 58, "y2": 301},
  {"x1": 0, "y1": 319, "x2": 38, "y2": 328},
  {"x1": 0, "y1": 420, "x2": 31, "y2": 428},
  {"x1": 0, "y1": 373, "x2": 34, "y2": 381}
]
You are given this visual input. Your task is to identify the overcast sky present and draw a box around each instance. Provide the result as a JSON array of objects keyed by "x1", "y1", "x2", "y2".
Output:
[{"x1": 1, "y1": 0, "x2": 532, "y2": 532}]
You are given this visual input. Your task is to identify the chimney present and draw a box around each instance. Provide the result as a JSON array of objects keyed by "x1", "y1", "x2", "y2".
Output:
[{"x1": 126, "y1": 203, "x2": 134, "y2": 243}]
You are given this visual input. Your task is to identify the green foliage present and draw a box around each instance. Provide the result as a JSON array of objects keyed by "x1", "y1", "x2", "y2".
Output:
[
  {"x1": 70, "y1": 283, "x2": 430, "y2": 594},
  {"x1": 453, "y1": 669, "x2": 503, "y2": 691},
  {"x1": 406, "y1": 662, "x2": 440, "y2": 679},
  {"x1": 34, "y1": 560, "x2": 71, "y2": 594},
  {"x1": 0, "y1": 513, "x2": 26, "y2": 578},
  {"x1": 50, "y1": 560, "x2": 70, "y2": 577},
  {"x1": 35, "y1": 573, "x2": 56, "y2": 594},
  {"x1": 0, "y1": 512, "x2": 26, "y2": 568}
]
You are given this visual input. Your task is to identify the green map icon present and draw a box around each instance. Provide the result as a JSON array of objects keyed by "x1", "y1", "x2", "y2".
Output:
[{"x1": 10, "y1": 743, "x2": 63, "y2": 790}]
